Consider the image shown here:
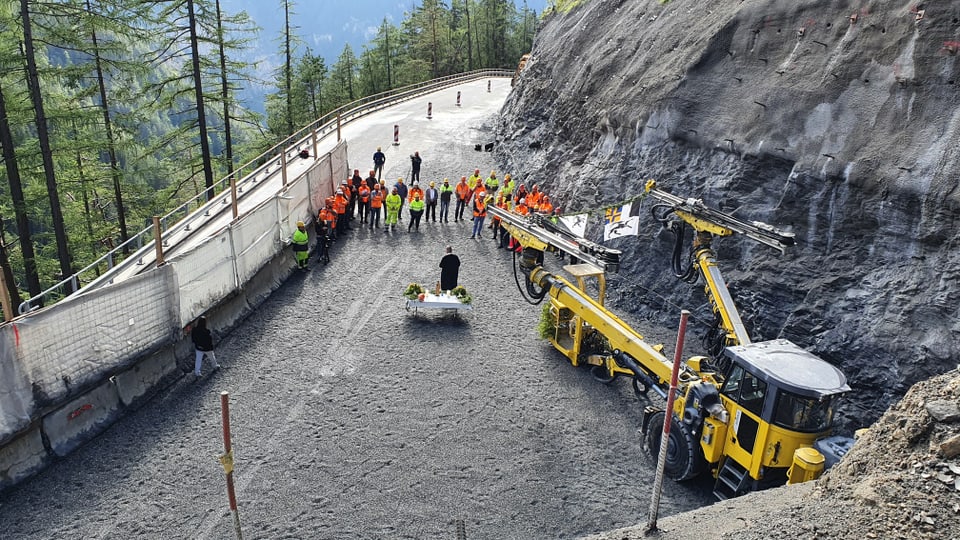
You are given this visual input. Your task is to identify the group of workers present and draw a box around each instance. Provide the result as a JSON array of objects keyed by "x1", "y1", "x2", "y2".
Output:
[{"x1": 291, "y1": 164, "x2": 562, "y2": 268}]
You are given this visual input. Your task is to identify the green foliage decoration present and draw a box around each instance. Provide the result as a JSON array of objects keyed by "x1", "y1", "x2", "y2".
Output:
[
  {"x1": 450, "y1": 285, "x2": 472, "y2": 305},
  {"x1": 537, "y1": 303, "x2": 556, "y2": 340},
  {"x1": 403, "y1": 282, "x2": 425, "y2": 300}
]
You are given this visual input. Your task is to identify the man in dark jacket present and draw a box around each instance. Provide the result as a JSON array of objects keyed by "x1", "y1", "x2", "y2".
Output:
[
  {"x1": 424, "y1": 181, "x2": 439, "y2": 222},
  {"x1": 410, "y1": 151, "x2": 422, "y2": 184},
  {"x1": 373, "y1": 147, "x2": 386, "y2": 180},
  {"x1": 394, "y1": 178, "x2": 408, "y2": 220},
  {"x1": 191, "y1": 316, "x2": 220, "y2": 379}
]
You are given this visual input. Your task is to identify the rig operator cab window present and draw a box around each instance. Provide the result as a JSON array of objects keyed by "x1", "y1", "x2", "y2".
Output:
[{"x1": 772, "y1": 390, "x2": 837, "y2": 433}]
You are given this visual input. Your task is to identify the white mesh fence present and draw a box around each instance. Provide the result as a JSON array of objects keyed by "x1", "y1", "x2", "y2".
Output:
[
  {"x1": 11, "y1": 265, "x2": 179, "y2": 406},
  {"x1": 233, "y1": 200, "x2": 282, "y2": 285},
  {"x1": 330, "y1": 140, "x2": 349, "y2": 188},
  {"x1": 281, "y1": 174, "x2": 313, "y2": 242},
  {"x1": 170, "y1": 230, "x2": 238, "y2": 327},
  {"x1": 0, "y1": 142, "x2": 349, "y2": 439},
  {"x1": 0, "y1": 325, "x2": 32, "y2": 439}
]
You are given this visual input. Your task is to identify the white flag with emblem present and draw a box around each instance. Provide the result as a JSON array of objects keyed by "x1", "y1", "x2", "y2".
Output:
[
  {"x1": 558, "y1": 213, "x2": 588, "y2": 238},
  {"x1": 603, "y1": 203, "x2": 640, "y2": 241}
]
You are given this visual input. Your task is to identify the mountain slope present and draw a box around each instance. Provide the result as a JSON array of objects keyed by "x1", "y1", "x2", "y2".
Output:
[{"x1": 497, "y1": 0, "x2": 960, "y2": 431}]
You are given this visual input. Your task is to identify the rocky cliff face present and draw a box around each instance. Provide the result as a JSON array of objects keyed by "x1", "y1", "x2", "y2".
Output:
[{"x1": 496, "y1": 0, "x2": 960, "y2": 430}]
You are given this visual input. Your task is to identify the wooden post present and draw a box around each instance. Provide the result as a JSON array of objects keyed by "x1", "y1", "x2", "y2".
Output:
[
  {"x1": 230, "y1": 176, "x2": 239, "y2": 220},
  {"x1": 220, "y1": 391, "x2": 243, "y2": 539},
  {"x1": 152, "y1": 216, "x2": 165, "y2": 266},
  {"x1": 0, "y1": 264, "x2": 13, "y2": 321},
  {"x1": 646, "y1": 310, "x2": 690, "y2": 534},
  {"x1": 336, "y1": 113, "x2": 342, "y2": 142},
  {"x1": 311, "y1": 128, "x2": 318, "y2": 160},
  {"x1": 280, "y1": 150, "x2": 288, "y2": 187}
]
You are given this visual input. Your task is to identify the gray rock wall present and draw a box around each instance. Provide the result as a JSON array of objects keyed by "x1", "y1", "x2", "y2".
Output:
[{"x1": 496, "y1": 0, "x2": 960, "y2": 430}]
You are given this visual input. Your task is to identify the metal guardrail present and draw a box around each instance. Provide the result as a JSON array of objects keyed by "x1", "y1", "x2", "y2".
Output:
[{"x1": 17, "y1": 69, "x2": 512, "y2": 314}]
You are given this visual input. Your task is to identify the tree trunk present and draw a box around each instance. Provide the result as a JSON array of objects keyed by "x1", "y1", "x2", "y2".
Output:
[
  {"x1": 384, "y1": 19, "x2": 392, "y2": 89},
  {"x1": 0, "y1": 84, "x2": 36, "y2": 303},
  {"x1": 430, "y1": 6, "x2": 439, "y2": 77},
  {"x1": 186, "y1": 0, "x2": 215, "y2": 201},
  {"x1": 215, "y1": 0, "x2": 234, "y2": 178},
  {"x1": 284, "y1": 0, "x2": 293, "y2": 135},
  {"x1": 0, "y1": 224, "x2": 24, "y2": 311},
  {"x1": 87, "y1": 0, "x2": 130, "y2": 254},
  {"x1": 465, "y1": 0, "x2": 473, "y2": 70},
  {"x1": 21, "y1": 0, "x2": 73, "y2": 292}
]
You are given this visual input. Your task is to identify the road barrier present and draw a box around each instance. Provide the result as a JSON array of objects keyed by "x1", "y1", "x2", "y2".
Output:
[{"x1": 427, "y1": 102, "x2": 433, "y2": 119}]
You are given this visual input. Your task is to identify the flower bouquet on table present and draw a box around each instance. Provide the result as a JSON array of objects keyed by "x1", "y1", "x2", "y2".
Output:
[
  {"x1": 450, "y1": 286, "x2": 472, "y2": 305},
  {"x1": 404, "y1": 283, "x2": 425, "y2": 301}
]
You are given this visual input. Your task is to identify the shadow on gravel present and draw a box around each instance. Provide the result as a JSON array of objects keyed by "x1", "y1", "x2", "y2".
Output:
[{"x1": 401, "y1": 313, "x2": 472, "y2": 335}]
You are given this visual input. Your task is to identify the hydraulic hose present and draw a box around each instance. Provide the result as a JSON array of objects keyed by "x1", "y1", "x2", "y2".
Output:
[
  {"x1": 512, "y1": 249, "x2": 547, "y2": 305},
  {"x1": 614, "y1": 351, "x2": 668, "y2": 399}
]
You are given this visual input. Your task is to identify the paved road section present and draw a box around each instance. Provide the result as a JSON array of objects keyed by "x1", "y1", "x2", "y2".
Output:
[{"x1": 0, "y1": 81, "x2": 713, "y2": 539}]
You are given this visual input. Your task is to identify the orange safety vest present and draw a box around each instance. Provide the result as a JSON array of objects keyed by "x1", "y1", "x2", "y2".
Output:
[
  {"x1": 408, "y1": 187, "x2": 423, "y2": 202},
  {"x1": 359, "y1": 185, "x2": 370, "y2": 203},
  {"x1": 527, "y1": 191, "x2": 541, "y2": 207},
  {"x1": 473, "y1": 199, "x2": 487, "y2": 218},
  {"x1": 516, "y1": 203, "x2": 529, "y2": 215},
  {"x1": 319, "y1": 207, "x2": 337, "y2": 228},
  {"x1": 540, "y1": 201, "x2": 554, "y2": 214},
  {"x1": 456, "y1": 182, "x2": 472, "y2": 201},
  {"x1": 334, "y1": 194, "x2": 348, "y2": 214},
  {"x1": 370, "y1": 191, "x2": 383, "y2": 209}
]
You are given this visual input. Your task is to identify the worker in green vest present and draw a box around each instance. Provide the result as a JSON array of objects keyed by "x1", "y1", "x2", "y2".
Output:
[
  {"x1": 439, "y1": 178, "x2": 454, "y2": 222},
  {"x1": 385, "y1": 187, "x2": 402, "y2": 231},
  {"x1": 502, "y1": 173, "x2": 515, "y2": 202},
  {"x1": 291, "y1": 221, "x2": 309, "y2": 270},
  {"x1": 484, "y1": 170, "x2": 499, "y2": 193},
  {"x1": 408, "y1": 193, "x2": 426, "y2": 232},
  {"x1": 467, "y1": 168, "x2": 482, "y2": 190}
]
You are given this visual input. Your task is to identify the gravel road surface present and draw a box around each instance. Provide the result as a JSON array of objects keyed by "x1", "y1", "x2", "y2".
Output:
[{"x1": 0, "y1": 93, "x2": 714, "y2": 540}]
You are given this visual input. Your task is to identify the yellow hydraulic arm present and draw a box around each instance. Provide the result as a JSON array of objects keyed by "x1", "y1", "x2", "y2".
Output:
[
  {"x1": 527, "y1": 265, "x2": 679, "y2": 390},
  {"x1": 643, "y1": 180, "x2": 796, "y2": 350}
]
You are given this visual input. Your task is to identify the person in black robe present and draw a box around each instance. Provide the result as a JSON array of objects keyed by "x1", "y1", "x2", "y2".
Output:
[{"x1": 439, "y1": 246, "x2": 460, "y2": 292}]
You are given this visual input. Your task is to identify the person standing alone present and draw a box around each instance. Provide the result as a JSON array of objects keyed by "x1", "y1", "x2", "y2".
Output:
[
  {"x1": 373, "y1": 147, "x2": 386, "y2": 180},
  {"x1": 410, "y1": 151, "x2": 422, "y2": 184},
  {"x1": 439, "y1": 246, "x2": 461, "y2": 292},
  {"x1": 191, "y1": 316, "x2": 220, "y2": 379}
]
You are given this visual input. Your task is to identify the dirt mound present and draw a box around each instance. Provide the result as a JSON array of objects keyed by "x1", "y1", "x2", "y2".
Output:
[{"x1": 585, "y1": 368, "x2": 960, "y2": 539}]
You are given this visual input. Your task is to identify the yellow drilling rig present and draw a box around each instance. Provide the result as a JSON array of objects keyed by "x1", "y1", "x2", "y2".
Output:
[{"x1": 488, "y1": 180, "x2": 853, "y2": 499}]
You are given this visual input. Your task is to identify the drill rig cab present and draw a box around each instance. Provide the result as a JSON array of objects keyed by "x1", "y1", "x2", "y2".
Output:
[{"x1": 491, "y1": 182, "x2": 852, "y2": 500}]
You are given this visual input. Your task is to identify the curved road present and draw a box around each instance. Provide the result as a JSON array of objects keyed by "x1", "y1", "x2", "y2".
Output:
[{"x1": 0, "y1": 80, "x2": 713, "y2": 539}]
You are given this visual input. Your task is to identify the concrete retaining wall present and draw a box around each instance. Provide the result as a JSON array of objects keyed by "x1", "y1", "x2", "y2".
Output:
[
  {"x1": 0, "y1": 427, "x2": 47, "y2": 488},
  {"x1": 114, "y1": 349, "x2": 180, "y2": 409},
  {"x1": 0, "y1": 233, "x2": 303, "y2": 492},
  {"x1": 42, "y1": 379, "x2": 122, "y2": 457}
]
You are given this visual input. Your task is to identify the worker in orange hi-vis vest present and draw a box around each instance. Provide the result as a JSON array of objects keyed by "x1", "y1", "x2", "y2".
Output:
[
  {"x1": 368, "y1": 184, "x2": 384, "y2": 229},
  {"x1": 408, "y1": 181, "x2": 424, "y2": 202},
  {"x1": 538, "y1": 195, "x2": 554, "y2": 215},
  {"x1": 470, "y1": 190, "x2": 487, "y2": 239},
  {"x1": 455, "y1": 176, "x2": 472, "y2": 222},
  {"x1": 527, "y1": 184, "x2": 542, "y2": 208},
  {"x1": 357, "y1": 183, "x2": 370, "y2": 224},
  {"x1": 333, "y1": 188, "x2": 349, "y2": 232}
]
